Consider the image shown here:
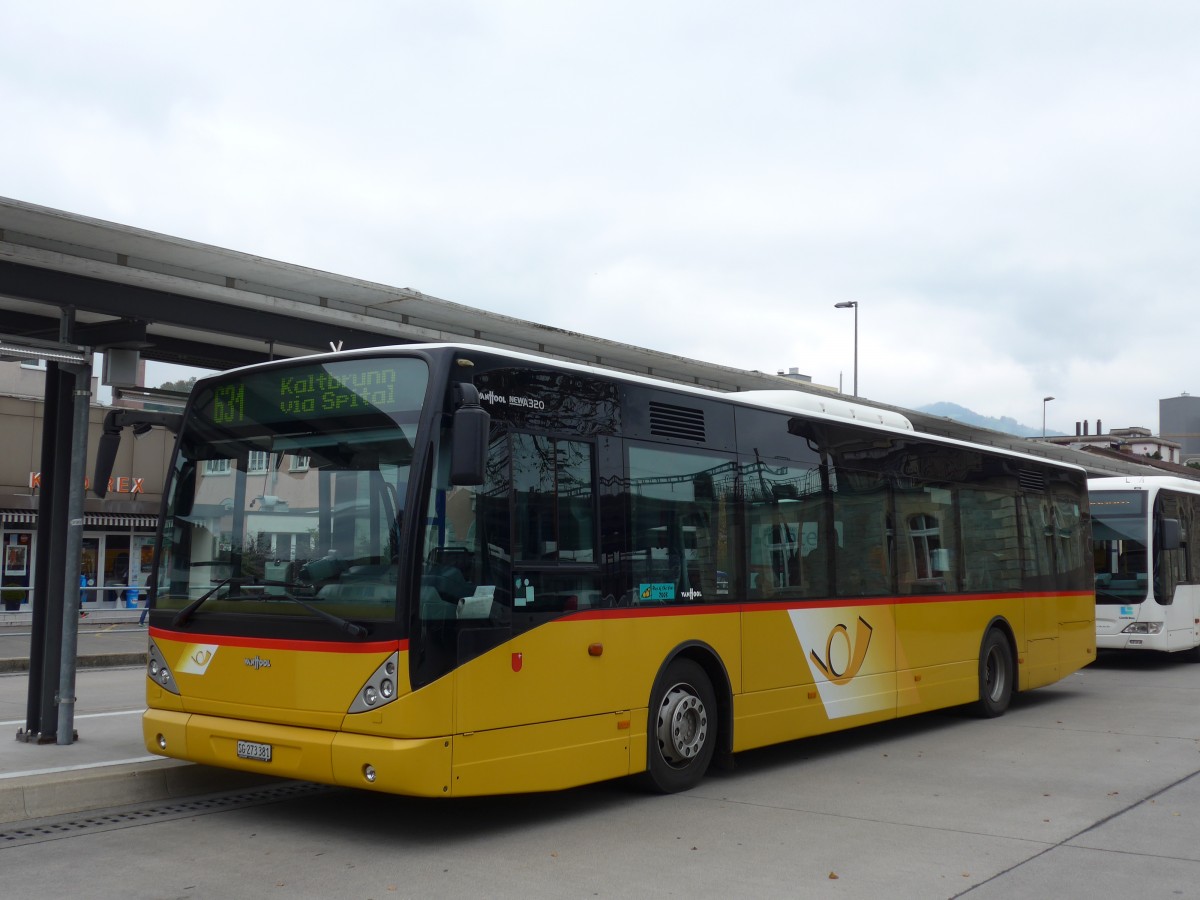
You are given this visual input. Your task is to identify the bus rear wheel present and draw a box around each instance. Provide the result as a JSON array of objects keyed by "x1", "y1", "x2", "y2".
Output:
[
  {"x1": 974, "y1": 628, "x2": 1014, "y2": 718},
  {"x1": 643, "y1": 658, "x2": 717, "y2": 793}
]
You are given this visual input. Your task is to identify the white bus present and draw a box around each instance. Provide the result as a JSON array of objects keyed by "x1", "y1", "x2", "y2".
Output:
[{"x1": 1090, "y1": 475, "x2": 1200, "y2": 657}]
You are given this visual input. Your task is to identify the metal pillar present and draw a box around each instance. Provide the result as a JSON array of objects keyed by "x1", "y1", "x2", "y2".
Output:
[
  {"x1": 18, "y1": 312, "x2": 88, "y2": 744},
  {"x1": 21, "y1": 361, "x2": 62, "y2": 740},
  {"x1": 21, "y1": 362, "x2": 75, "y2": 742},
  {"x1": 57, "y1": 363, "x2": 91, "y2": 743}
]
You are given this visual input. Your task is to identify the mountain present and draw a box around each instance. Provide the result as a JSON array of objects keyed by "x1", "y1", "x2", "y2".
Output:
[{"x1": 915, "y1": 402, "x2": 1047, "y2": 438}]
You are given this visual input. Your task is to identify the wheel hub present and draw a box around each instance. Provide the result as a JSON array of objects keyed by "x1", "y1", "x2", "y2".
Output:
[
  {"x1": 985, "y1": 646, "x2": 1006, "y2": 701},
  {"x1": 656, "y1": 684, "x2": 708, "y2": 766}
]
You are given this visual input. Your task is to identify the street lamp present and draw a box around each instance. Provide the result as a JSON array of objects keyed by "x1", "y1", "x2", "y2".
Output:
[
  {"x1": 834, "y1": 301, "x2": 858, "y2": 397},
  {"x1": 1042, "y1": 396, "x2": 1055, "y2": 439}
]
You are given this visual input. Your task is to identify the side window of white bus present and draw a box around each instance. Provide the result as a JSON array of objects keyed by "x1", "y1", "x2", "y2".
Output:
[
  {"x1": 1185, "y1": 495, "x2": 1200, "y2": 585},
  {"x1": 1155, "y1": 493, "x2": 1187, "y2": 603}
]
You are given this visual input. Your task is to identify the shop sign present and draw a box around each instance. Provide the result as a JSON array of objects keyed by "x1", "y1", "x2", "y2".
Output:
[{"x1": 29, "y1": 473, "x2": 145, "y2": 493}]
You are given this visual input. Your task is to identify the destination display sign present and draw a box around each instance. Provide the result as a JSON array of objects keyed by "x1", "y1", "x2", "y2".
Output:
[
  {"x1": 193, "y1": 358, "x2": 429, "y2": 427},
  {"x1": 1089, "y1": 490, "x2": 1147, "y2": 517}
]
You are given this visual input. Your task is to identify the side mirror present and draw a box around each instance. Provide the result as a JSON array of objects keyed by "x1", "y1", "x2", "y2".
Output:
[
  {"x1": 93, "y1": 427, "x2": 123, "y2": 499},
  {"x1": 450, "y1": 384, "x2": 490, "y2": 486},
  {"x1": 1161, "y1": 517, "x2": 1182, "y2": 551},
  {"x1": 93, "y1": 409, "x2": 184, "y2": 498}
]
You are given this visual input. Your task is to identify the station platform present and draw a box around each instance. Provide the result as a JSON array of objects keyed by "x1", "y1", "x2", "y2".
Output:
[
  {"x1": 0, "y1": 612, "x2": 150, "y2": 674},
  {"x1": 0, "y1": 619, "x2": 282, "y2": 824}
]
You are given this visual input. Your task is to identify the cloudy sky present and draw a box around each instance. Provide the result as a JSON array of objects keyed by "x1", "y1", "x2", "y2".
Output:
[{"x1": 3, "y1": 2, "x2": 1198, "y2": 434}]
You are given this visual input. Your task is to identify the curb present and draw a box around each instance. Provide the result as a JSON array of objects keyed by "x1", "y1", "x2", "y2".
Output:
[
  {"x1": 0, "y1": 758, "x2": 286, "y2": 825},
  {"x1": 0, "y1": 653, "x2": 148, "y2": 675}
]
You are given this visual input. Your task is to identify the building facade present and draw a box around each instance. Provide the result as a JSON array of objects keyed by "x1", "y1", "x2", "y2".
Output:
[
  {"x1": 0, "y1": 362, "x2": 171, "y2": 614},
  {"x1": 1160, "y1": 394, "x2": 1200, "y2": 465},
  {"x1": 1040, "y1": 422, "x2": 1182, "y2": 464}
]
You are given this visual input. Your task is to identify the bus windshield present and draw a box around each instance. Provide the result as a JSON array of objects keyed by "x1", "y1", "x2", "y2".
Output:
[
  {"x1": 1091, "y1": 490, "x2": 1149, "y2": 604},
  {"x1": 155, "y1": 356, "x2": 429, "y2": 629}
]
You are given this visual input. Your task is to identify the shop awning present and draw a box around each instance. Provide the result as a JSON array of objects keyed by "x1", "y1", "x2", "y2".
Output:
[
  {"x1": 1, "y1": 510, "x2": 158, "y2": 528},
  {"x1": 85, "y1": 513, "x2": 159, "y2": 528}
]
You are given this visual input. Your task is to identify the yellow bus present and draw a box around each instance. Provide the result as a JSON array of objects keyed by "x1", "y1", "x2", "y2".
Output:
[{"x1": 105, "y1": 344, "x2": 1094, "y2": 796}]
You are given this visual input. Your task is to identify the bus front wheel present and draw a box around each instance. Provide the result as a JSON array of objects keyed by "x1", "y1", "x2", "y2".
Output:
[
  {"x1": 643, "y1": 658, "x2": 717, "y2": 793},
  {"x1": 974, "y1": 628, "x2": 1014, "y2": 718}
]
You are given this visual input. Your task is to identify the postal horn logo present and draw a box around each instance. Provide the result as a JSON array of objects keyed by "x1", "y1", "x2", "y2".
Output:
[
  {"x1": 176, "y1": 643, "x2": 218, "y2": 675},
  {"x1": 810, "y1": 616, "x2": 874, "y2": 685},
  {"x1": 190, "y1": 648, "x2": 213, "y2": 667}
]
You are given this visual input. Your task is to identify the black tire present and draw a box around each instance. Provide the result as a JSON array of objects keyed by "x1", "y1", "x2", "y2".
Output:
[
  {"x1": 642, "y1": 658, "x2": 717, "y2": 793},
  {"x1": 974, "y1": 628, "x2": 1014, "y2": 718}
]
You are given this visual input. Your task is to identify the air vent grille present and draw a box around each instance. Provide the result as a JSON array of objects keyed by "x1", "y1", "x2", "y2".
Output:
[
  {"x1": 649, "y1": 401, "x2": 706, "y2": 441},
  {"x1": 1018, "y1": 469, "x2": 1047, "y2": 492}
]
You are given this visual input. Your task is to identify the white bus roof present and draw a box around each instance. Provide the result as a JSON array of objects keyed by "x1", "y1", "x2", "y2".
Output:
[{"x1": 1089, "y1": 474, "x2": 1200, "y2": 494}]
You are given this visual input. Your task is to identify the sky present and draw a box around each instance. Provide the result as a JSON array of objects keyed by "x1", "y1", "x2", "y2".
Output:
[{"x1": 4, "y1": 1, "x2": 1199, "y2": 435}]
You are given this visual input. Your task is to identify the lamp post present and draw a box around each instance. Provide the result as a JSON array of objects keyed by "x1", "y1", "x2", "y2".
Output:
[
  {"x1": 1042, "y1": 396, "x2": 1055, "y2": 439},
  {"x1": 833, "y1": 301, "x2": 858, "y2": 397}
]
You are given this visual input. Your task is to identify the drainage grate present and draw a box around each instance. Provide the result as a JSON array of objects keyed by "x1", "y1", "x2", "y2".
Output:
[{"x1": 0, "y1": 781, "x2": 331, "y2": 849}]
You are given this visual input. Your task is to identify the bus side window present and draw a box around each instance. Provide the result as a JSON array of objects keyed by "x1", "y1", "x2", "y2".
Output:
[
  {"x1": 625, "y1": 444, "x2": 735, "y2": 605},
  {"x1": 895, "y1": 486, "x2": 957, "y2": 594},
  {"x1": 959, "y1": 488, "x2": 1020, "y2": 592},
  {"x1": 831, "y1": 480, "x2": 891, "y2": 597},
  {"x1": 512, "y1": 435, "x2": 596, "y2": 564}
]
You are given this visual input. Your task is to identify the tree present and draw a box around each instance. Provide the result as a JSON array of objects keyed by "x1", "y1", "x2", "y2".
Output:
[{"x1": 156, "y1": 376, "x2": 198, "y2": 394}]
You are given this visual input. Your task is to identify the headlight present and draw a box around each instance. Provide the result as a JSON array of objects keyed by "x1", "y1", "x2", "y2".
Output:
[
  {"x1": 1122, "y1": 622, "x2": 1164, "y2": 634},
  {"x1": 347, "y1": 652, "x2": 401, "y2": 713}
]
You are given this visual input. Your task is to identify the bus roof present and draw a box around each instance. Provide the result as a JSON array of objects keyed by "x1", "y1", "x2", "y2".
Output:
[
  {"x1": 202, "y1": 342, "x2": 1086, "y2": 476},
  {"x1": 1089, "y1": 474, "x2": 1200, "y2": 494}
]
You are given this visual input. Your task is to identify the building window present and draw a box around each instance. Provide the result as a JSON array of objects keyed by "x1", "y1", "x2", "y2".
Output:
[
  {"x1": 289, "y1": 454, "x2": 310, "y2": 472},
  {"x1": 247, "y1": 451, "x2": 269, "y2": 474},
  {"x1": 203, "y1": 459, "x2": 232, "y2": 475},
  {"x1": 909, "y1": 513, "x2": 942, "y2": 580}
]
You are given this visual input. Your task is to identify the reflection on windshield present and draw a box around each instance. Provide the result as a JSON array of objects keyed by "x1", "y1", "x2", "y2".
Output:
[
  {"x1": 1092, "y1": 512, "x2": 1149, "y2": 604},
  {"x1": 157, "y1": 428, "x2": 413, "y2": 625}
]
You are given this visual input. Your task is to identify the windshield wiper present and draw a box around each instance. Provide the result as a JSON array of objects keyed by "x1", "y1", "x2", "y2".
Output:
[
  {"x1": 257, "y1": 581, "x2": 369, "y2": 639},
  {"x1": 172, "y1": 576, "x2": 369, "y2": 639},
  {"x1": 173, "y1": 577, "x2": 235, "y2": 627}
]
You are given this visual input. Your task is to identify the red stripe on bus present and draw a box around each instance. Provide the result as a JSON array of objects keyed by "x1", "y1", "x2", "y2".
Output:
[{"x1": 147, "y1": 627, "x2": 404, "y2": 654}]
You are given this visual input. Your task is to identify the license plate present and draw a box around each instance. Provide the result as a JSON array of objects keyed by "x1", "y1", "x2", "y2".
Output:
[{"x1": 236, "y1": 740, "x2": 272, "y2": 762}]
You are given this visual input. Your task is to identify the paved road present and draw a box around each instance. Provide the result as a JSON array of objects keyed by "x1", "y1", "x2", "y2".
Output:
[{"x1": 1, "y1": 651, "x2": 1199, "y2": 897}]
